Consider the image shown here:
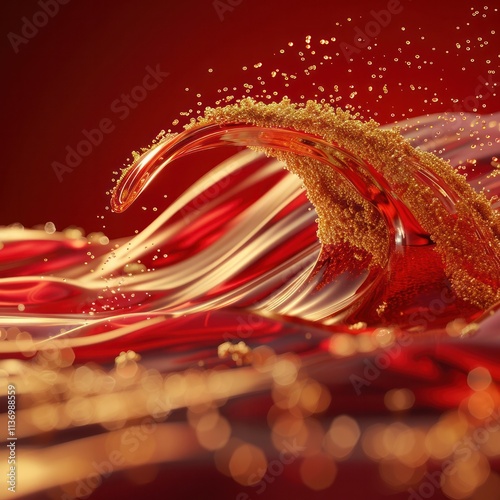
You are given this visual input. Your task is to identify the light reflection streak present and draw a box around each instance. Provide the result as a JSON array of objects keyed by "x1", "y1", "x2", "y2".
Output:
[{"x1": 0, "y1": 111, "x2": 499, "y2": 498}]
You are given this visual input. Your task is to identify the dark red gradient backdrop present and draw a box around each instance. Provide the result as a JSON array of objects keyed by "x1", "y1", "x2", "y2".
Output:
[
  {"x1": 1, "y1": 3, "x2": 499, "y2": 500},
  {"x1": 1, "y1": 0, "x2": 499, "y2": 238}
]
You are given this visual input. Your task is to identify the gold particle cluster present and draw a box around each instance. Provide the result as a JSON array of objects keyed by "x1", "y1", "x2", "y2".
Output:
[
  {"x1": 189, "y1": 98, "x2": 500, "y2": 308},
  {"x1": 218, "y1": 341, "x2": 253, "y2": 366}
]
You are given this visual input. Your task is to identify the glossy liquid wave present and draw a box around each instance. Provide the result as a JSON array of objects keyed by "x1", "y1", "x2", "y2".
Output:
[
  {"x1": 1, "y1": 110, "x2": 500, "y2": 499},
  {"x1": 0, "y1": 110, "x2": 498, "y2": 362}
]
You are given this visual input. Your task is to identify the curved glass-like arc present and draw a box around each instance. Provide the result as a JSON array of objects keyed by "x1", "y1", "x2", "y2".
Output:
[{"x1": 0, "y1": 111, "x2": 499, "y2": 499}]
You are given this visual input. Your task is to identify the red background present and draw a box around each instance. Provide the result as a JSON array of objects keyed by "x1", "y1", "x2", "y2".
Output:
[
  {"x1": 1, "y1": 2, "x2": 499, "y2": 499},
  {"x1": 1, "y1": 0, "x2": 498, "y2": 239}
]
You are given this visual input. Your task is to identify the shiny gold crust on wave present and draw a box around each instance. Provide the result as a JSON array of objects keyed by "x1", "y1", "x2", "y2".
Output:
[{"x1": 190, "y1": 98, "x2": 500, "y2": 308}]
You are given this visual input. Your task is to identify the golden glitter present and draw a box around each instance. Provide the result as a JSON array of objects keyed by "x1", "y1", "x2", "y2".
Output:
[
  {"x1": 63, "y1": 226, "x2": 85, "y2": 239},
  {"x1": 374, "y1": 327, "x2": 395, "y2": 347},
  {"x1": 328, "y1": 333, "x2": 357, "y2": 357},
  {"x1": 217, "y1": 341, "x2": 253, "y2": 366},
  {"x1": 300, "y1": 453, "x2": 337, "y2": 490},
  {"x1": 446, "y1": 318, "x2": 468, "y2": 337},
  {"x1": 467, "y1": 391, "x2": 495, "y2": 419},
  {"x1": 44, "y1": 221, "x2": 56, "y2": 234},
  {"x1": 229, "y1": 443, "x2": 267, "y2": 485},
  {"x1": 376, "y1": 302, "x2": 388, "y2": 316},
  {"x1": 461, "y1": 322, "x2": 480, "y2": 337},
  {"x1": 348, "y1": 322, "x2": 367, "y2": 330},
  {"x1": 190, "y1": 98, "x2": 500, "y2": 308},
  {"x1": 384, "y1": 388, "x2": 415, "y2": 411},
  {"x1": 325, "y1": 415, "x2": 361, "y2": 460},
  {"x1": 87, "y1": 232, "x2": 110, "y2": 245},
  {"x1": 467, "y1": 367, "x2": 492, "y2": 392},
  {"x1": 115, "y1": 350, "x2": 141, "y2": 365}
]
